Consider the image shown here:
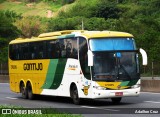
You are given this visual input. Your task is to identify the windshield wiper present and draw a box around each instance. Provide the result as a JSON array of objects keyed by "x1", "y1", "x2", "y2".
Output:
[{"x1": 119, "y1": 65, "x2": 132, "y2": 80}]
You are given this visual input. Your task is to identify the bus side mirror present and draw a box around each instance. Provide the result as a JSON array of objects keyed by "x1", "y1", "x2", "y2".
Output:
[
  {"x1": 139, "y1": 48, "x2": 148, "y2": 66},
  {"x1": 88, "y1": 50, "x2": 93, "y2": 66}
]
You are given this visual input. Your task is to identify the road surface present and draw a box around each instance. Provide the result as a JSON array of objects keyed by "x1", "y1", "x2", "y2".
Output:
[{"x1": 0, "y1": 83, "x2": 160, "y2": 117}]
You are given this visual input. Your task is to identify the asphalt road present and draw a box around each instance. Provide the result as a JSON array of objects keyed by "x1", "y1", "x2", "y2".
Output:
[{"x1": 0, "y1": 83, "x2": 160, "y2": 117}]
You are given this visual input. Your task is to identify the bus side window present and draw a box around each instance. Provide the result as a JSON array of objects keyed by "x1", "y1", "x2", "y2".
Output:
[
  {"x1": 22, "y1": 43, "x2": 29, "y2": 60},
  {"x1": 29, "y1": 42, "x2": 37, "y2": 59},
  {"x1": 55, "y1": 41, "x2": 61, "y2": 58},
  {"x1": 71, "y1": 38, "x2": 78, "y2": 59},
  {"x1": 65, "y1": 38, "x2": 78, "y2": 59},
  {"x1": 47, "y1": 40, "x2": 56, "y2": 59},
  {"x1": 28, "y1": 42, "x2": 40, "y2": 60},
  {"x1": 15, "y1": 45, "x2": 19, "y2": 60},
  {"x1": 38, "y1": 42, "x2": 45, "y2": 59},
  {"x1": 61, "y1": 44, "x2": 66, "y2": 58},
  {"x1": 9, "y1": 44, "x2": 17, "y2": 60},
  {"x1": 79, "y1": 37, "x2": 90, "y2": 79},
  {"x1": 57, "y1": 38, "x2": 78, "y2": 59},
  {"x1": 66, "y1": 40, "x2": 72, "y2": 58}
]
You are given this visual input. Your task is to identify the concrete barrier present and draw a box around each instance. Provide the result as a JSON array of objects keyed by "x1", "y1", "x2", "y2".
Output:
[
  {"x1": 141, "y1": 80, "x2": 160, "y2": 93},
  {"x1": 0, "y1": 75, "x2": 160, "y2": 93}
]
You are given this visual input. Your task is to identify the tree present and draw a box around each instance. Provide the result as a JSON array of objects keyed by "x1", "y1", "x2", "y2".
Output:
[
  {"x1": 92, "y1": 0, "x2": 122, "y2": 19},
  {"x1": 14, "y1": 16, "x2": 48, "y2": 38},
  {"x1": 0, "y1": 10, "x2": 21, "y2": 62},
  {"x1": 62, "y1": 0, "x2": 75, "y2": 4},
  {"x1": 0, "y1": 10, "x2": 20, "y2": 38}
]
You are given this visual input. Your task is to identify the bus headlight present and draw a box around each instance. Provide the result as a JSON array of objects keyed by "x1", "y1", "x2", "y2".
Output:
[
  {"x1": 93, "y1": 86, "x2": 106, "y2": 90},
  {"x1": 131, "y1": 84, "x2": 140, "y2": 89}
]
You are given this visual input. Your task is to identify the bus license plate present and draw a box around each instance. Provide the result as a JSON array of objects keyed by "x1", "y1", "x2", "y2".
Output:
[{"x1": 115, "y1": 92, "x2": 123, "y2": 96}]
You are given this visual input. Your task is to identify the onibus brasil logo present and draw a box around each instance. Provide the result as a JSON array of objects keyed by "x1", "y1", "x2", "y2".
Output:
[{"x1": 1, "y1": 108, "x2": 42, "y2": 114}]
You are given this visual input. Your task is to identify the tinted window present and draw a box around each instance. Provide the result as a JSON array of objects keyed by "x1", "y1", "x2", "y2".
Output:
[
  {"x1": 9, "y1": 37, "x2": 78, "y2": 60},
  {"x1": 19, "y1": 43, "x2": 29, "y2": 60},
  {"x1": 46, "y1": 38, "x2": 78, "y2": 59},
  {"x1": 29, "y1": 42, "x2": 46, "y2": 59},
  {"x1": 79, "y1": 37, "x2": 90, "y2": 79},
  {"x1": 9, "y1": 44, "x2": 19, "y2": 60}
]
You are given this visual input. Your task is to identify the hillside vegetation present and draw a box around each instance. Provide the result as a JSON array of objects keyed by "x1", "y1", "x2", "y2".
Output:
[
  {"x1": 0, "y1": 0, "x2": 70, "y2": 17},
  {"x1": 0, "y1": 0, "x2": 160, "y2": 68}
]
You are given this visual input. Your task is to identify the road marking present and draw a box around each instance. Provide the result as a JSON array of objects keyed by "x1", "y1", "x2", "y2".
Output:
[
  {"x1": 0, "y1": 83, "x2": 9, "y2": 84},
  {"x1": 81, "y1": 106, "x2": 119, "y2": 112},
  {"x1": 141, "y1": 92, "x2": 160, "y2": 95},
  {"x1": 144, "y1": 101, "x2": 160, "y2": 104},
  {"x1": 6, "y1": 97, "x2": 18, "y2": 100}
]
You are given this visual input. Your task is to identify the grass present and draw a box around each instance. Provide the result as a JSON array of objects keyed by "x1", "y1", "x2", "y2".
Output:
[
  {"x1": 0, "y1": 105, "x2": 82, "y2": 117},
  {"x1": 0, "y1": 1, "x2": 63, "y2": 17},
  {"x1": 0, "y1": 0, "x2": 97, "y2": 18}
]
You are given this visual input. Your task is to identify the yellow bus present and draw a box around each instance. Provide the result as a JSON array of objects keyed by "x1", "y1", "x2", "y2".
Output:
[{"x1": 9, "y1": 30, "x2": 147, "y2": 104}]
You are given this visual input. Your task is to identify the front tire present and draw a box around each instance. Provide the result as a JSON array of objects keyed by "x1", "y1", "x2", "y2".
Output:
[{"x1": 71, "y1": 85, "x2": 81, "y2": 105}]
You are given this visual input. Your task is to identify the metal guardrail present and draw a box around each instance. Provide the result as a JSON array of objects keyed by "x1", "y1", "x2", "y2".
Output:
[
  {"x1": 141, "y1": 61, "x2": 160, "y2": 78},
  {"x1": 0, "y1": 63, "x2": 8, "y2": 75}
]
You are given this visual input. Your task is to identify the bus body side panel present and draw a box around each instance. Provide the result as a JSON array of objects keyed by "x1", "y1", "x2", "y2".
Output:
[
  {"x1": 9, "y1": 60, "x2": 19, "y2": 93},
  {"x1": 9, "y1": 74, "x2": 16, "y2": 92},
  {"x1": 40, "y1": 58, "x2": 92, "y2": 98},
  {"x1": 60, "y1": 58, "x2": 92, "y2": 98},
  {"x1": 9, "y1": 59, "x2": 50, "y2": 94}
]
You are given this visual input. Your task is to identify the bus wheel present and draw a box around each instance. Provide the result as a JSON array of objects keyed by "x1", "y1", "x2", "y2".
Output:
[
  {"x1": 20, "y1": 83, "x2": 28, "y2": 99},
  {"x1": 27, "y1": 83, "x2": 35, "y2": 100},
  {"x1": 111, "y1": 97, "x2": 122, "y2": 104},
  {"x1": 71, "y1": 85, "x2": 80, "y2": 105}
]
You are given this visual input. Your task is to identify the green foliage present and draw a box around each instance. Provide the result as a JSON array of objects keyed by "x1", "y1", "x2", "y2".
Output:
[
  {"x1": 47, "y1": 17, "x2": 118, "y2": 31},
  {"x1": 0, "y1": 46, "x2": 8, "y2": 62},
  {"x1": 48, "y1": 17, "x2": 81, "y2": 31},
  {"x1": 82, "y1": 18, "x2": 107, "y2": 30},
  {"x1": 62, "y1": 0, "x2": 75, "y2": 4},
  {"x1": 14, "y1": 16, "x2": 48, "y2": 38},
  {"x1": 26, "y1": 0, "x2": 75, "y2": 5},
  {"x1": 58, "y1": 0, "x2": 98, "y2": 18},
  {"x1": 115, "y1": 1, "x2": 160, "y2": 61},
  {"x1": 83, "y1": 18, "x2": 118, "y2": 31},
  {"x1": 92, "y1": 0, "x2": 122, "y2": 19},
  {"x1": 0, "y1": 10, "x2": 21, "y2": 38},
  {"x1": 0, "y1": 10, "x2": 21, "y2": 62},
  {"x1": 0, "y1": 0, "x2": 5, "y2": 3},
  {"x1": 0, "y1": 37, "x2": 8, "y2": 62}
]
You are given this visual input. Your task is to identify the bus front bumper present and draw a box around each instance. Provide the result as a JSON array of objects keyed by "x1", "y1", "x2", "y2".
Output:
[{"x1": 92, "y1": 87, "x2": 140, "y2": 99}]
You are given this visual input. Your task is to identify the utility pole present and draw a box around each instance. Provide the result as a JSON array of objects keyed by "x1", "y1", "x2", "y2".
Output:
[
  {"x1": 0, "y1": 63, "x2": 2, "y2": 74},
  {"x1": 82, "y1": 19, "x2": 84, "y2": 30},
  {"x1": 152, "y1": 61, "x2": 154, "y2": 79}
]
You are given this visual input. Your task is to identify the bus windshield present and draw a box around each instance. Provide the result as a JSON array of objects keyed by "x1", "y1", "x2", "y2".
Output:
[
  {"x1": 89, "y1": 38, "x2": 140, "y2": 81},
  {"x1": 89, "y1": 38, "x2": 136, "y2": 51}
]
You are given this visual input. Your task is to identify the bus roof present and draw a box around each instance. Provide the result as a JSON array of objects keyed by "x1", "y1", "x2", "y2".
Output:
[
  {"x1": 9, "y1": 30, "x2": 134, "y2": 44},
  {"x1": 81, "y1": 31, "x2": 133, "y2": 38}
]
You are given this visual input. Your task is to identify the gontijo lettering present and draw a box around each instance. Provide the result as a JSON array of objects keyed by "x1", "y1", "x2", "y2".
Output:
[{"x1": 23, "y1": 63, "x2": 43, "y2": 71}]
